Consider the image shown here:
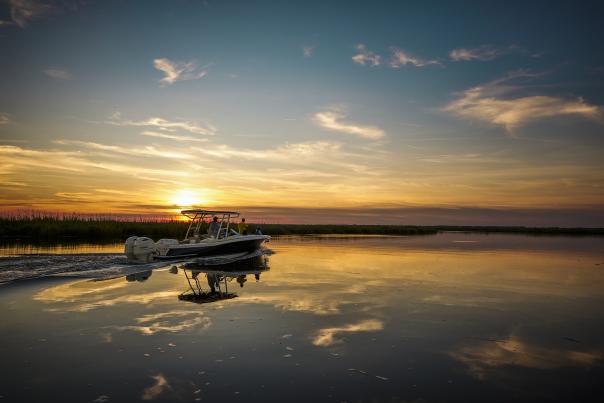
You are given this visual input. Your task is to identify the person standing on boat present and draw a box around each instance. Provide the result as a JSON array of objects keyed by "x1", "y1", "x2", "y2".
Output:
[
  {"x1": 238, "y1": 218, "x2": 248, "y2": 235},
  {"x1": 208, "y1": 216, "x2": 220, "y2": 238}
]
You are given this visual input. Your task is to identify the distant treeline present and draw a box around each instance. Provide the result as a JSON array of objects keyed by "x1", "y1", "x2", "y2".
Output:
[
  {"x1": 424, "y1": 225, "x2": 604, "y2": 235},
  {"x1": 0, "y1": 217, "x2": 602, "y2": 242},
  {"x1": 254, "y1": 224, "x2": 436, "y2": 236}
]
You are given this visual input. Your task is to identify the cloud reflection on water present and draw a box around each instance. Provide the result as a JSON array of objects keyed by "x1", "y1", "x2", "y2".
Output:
[
  {"x1": 34, "y1": 278, "x2": 178, "y2": 312},
  {"x1": 239, "y1": 293, "x2": 343, "y2": 315},
  {"x1": 117, "y1": 310, "x2": 212, "y2": 335},
  {"x1": 33, "y1": 277, "x2": 130, "y2": 303},
  {"x1": 142, "y1": 373, "x2": 171, "y2": 400},
  {"x1": 63, "y1": 290, "x2": 178, "y2": 312},
  {"x1": 451, "y1": 336, "x2": 603, "y2": 379},
  {"x1": 312, "y1": 319, "x2": 384, "y2": 347}
]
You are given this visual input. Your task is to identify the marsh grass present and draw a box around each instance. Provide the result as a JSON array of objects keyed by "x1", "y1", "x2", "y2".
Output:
[
  {"x1": 0, "y1": 216, "x2": 435, "y2": 241},
  {"x1": 0, "y1": 217, "x2": 601, "y2": 243},
  {"x1": 0, "y1": 216, "x2": 189, "y2": 241}
]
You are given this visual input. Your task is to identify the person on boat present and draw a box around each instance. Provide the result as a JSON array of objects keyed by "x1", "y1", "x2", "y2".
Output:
[
  {"x1": 238, "y1": 218, "x2": 248, "y2": 235},
  {"x1": 208, "y1": 216, "x2": 220, "y2": 238},
  {"x1": 255, "y1": 226, "x2": 262, "y2": 235}
]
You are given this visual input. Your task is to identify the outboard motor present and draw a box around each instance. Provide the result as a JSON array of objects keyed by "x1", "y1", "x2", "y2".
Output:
[
  {"x1": 155, "y1": 238, "x2": 179, "y2": 256},
  {"x1": 125, "y1": 236, "x2": 157, "y2": 263},
  {"x1": 124, "y1": 236, "x2": 138, "y2": 261}
]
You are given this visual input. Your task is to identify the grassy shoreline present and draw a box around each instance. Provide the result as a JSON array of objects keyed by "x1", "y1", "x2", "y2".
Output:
[{"x1": 1, "y1": 217, "x2": 603, "y2": 242}]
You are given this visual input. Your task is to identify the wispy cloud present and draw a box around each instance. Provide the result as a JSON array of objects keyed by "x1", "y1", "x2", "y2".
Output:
[
  {"x1": 43, "y1": 67, "x2": 72, "y2": 80},
  {"x1": 352, "y1": 44, "x2": 382, "y2": 66},
  {"x1": 353, "y1": 45, "x2": 440, "y2": 68},
  {"x1": 54, "y1": 139, "x2": 194, "y2": 159},
  {"x1": 1, "y1": 0, "x2": 83, "y2": 28},
  {"x1": 190, "y1": 141, "x2": 346, "y2": 163},
  {"x1": 313, "y1": 108, "x2": 385, "y2": 140},
  {"x1": 303, "y1": 45, "x2": 314, "y2": 58},
  {"x1": 153, "y1": 58, "x2": 208, "y2": 86},
  {"x1": 0, "y1": 144, "x2": 88, "y2": 172},
  {"x1": 140, "y1": 130, "x2": 209, "y2": 143},
  {"x1": 442, "y1": 71, "x2": 602, "y2": 131},
  {"x1": 3, "y1": 0, "x2": 56, "y2": 28},
  {"x1": 0, "y1": 113, "x2": 11, "y2": 125},
  {"x1": 0, "y1": 144, "x2": 190, "y2": 179},
  {"x1": 390, "y1": 48, "x2": 441, "y2": 68},
  {"x1": 449, "y1": 45, "x2": 519, "y2": 62},
  {"x1": 107, "y1": 112, "x2": 216, "y2": 136}
]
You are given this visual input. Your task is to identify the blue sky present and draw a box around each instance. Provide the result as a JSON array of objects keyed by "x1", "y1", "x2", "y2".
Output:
[{"x1": 1, "y1": 0, "x2": 603, "y2": 225}]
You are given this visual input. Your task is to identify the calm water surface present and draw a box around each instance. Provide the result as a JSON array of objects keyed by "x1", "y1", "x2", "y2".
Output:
[
  {"x1": 1, "y1": 233, "x2": 604, "y2": 402},
  {"x1": 0, "y1": 242, "x2": 123, "y2": 256}
]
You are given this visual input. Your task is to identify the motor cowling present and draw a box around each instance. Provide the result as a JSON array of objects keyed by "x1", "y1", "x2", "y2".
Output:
[
  {"x1": 124, "y1": 236, "x2": 137, "y2": 260},
  {"x1": 155, "y1": 238, "x2": 179, "y2": 256},
  {"x1": 125, "y1": 236, "x2": 157, "y2": 263}
]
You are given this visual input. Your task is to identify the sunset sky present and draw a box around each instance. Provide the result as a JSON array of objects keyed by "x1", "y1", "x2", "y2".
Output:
[{"x1": 1, "y1": 1, "x2": 603, "y2": 225}]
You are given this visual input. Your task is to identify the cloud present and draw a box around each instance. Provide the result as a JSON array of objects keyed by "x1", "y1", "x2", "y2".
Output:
[
  {"x1": 352, "y1": 44, "x2": 382, "y2": 66},
  {"x1": 0, "y1": 113, "x2": 11, "y2": 125},
  {"x1": 191, "y1": 140, "x2": 344, "y2": 162},
  {"x1": 312, "y1": 319, "x2": 383, "y2": 346},
  {"x1": 107, "y1": 112, "x2": 216, "y2": 136},
  {"x1": 54, "y1": 139, "x2": 195, "y2": 159},
  {"x1": 353, "y1": 45, "x2": 440, "y2": 68},
  {"x1": 313, "y1": 108, "x2": 385, "y2": 140},
  {"x1": 43, "y1": 67, "x2": 72, "y2": 80},
  {"x1": 0, "y1": 144, "x2": 91, "y2": 172},
  {"x1": 140, "y1": 130, "x2": 209, "y2": 143},
  {"x1": 2, "y1": 0, "x2": 83, "y2": 28},
  {"x1": 5, "y1": 0, "x2": 56, "y2": 28},
  {"x1": 390, "y1": 48, "x2": 441, "y2": 68},
  {"x1": 153, "y1": 58, "x2": 208, "y2": 86},
  {"x1": 303, "y1": 45, "x2": 314, "y2": 58},
  {"x1": 449, "y1": 45, "x2": 518, "y2": 62},
  {"x1": 442, "y1": 71, "x2": 602, "y2": 131},
  {"x1": 0, "y1": 144, "x2": 190, "y2": 182}
]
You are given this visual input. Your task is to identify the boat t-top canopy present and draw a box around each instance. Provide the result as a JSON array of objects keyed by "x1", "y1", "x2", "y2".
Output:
[
  {"x1": 181, "y1": 209, "x2": 241, "y2": 240},
  {"x1": 181, "y1": 209, "x2": 240, "y2": 219}
]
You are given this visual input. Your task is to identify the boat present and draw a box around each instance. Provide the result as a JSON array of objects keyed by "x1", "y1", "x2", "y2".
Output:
[{"x1": 124, "y1": 209, "x2": 269, "y2": 263}]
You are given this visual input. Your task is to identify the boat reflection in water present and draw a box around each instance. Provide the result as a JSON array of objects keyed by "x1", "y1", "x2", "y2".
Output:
[
  {"x1": 175, "y1": 251, "x2": 270, "y2": 304},
  {"x1": 125, "y1": 270, "x2": 152, "y2": 282}
]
